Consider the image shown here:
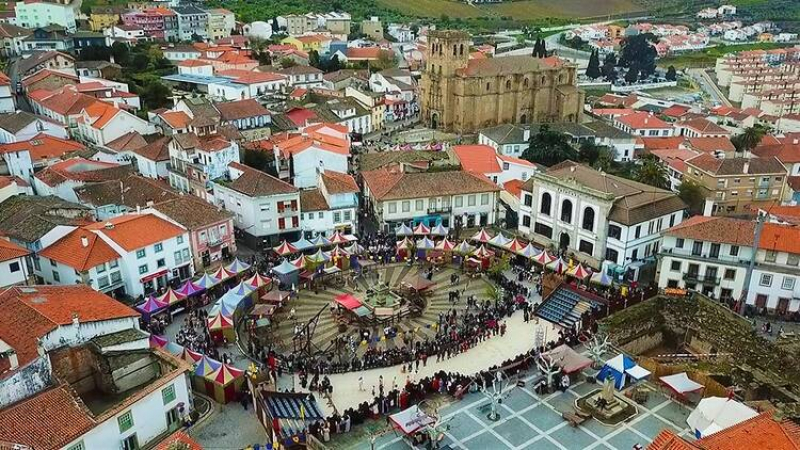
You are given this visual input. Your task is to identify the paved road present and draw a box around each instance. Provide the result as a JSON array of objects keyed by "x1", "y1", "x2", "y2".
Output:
[{"x1": 688, "y1": 68, "x2": 731, "y2": 107}]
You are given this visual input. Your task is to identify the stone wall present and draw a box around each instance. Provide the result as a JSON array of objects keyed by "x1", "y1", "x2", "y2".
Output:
[{"x1": 601, "y1": 294, "x2": 800, "y2": 402}]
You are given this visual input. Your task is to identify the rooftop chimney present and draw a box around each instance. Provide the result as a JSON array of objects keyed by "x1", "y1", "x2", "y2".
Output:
[
  {"x1": 72, "y1": 312, "x2": 79, "y2": 327},
  {"x1": 794, "y1": 138, "x2": 799, "y2": 145},
  {"x1": 743, "y1": 161, "x2": 750, "y2": 174},
  {"x1": 80, "y1": 236, "x2": 89, "y2": 248},
  {"x1": 523, "y1": 126, "x2": 531, "y2": 141},
  {"x1": 104, "y1": 222, "x2": 114, "y2": 229}
]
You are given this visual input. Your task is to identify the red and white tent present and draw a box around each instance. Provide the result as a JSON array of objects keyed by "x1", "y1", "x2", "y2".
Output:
[
  {"x1": 470, "y1": 228, "x2": 493, "y2": 243},
  {"x1": 567, "y1": 263, "x2": 592, "y2": 279},
  {"x1": 533, "y1": 250, "x2": 556, "y2": 266},
  {"x1": 505, "y1": 238, "x2": 526, "y2": 253},
  {"x1": 273, "y1": 240, "x2": 298, "y2": 256},
  {"x1": 328, "y1": 230, "x2": 349, "y2": 245},
  {"x1": 435, "y1": 238, "x2": 456, "y2": 251},
  {"x1": 473, "y1": 244, "x2": 495, "y2": 259},
  {"x1": 412, "y1": 222, "x2": 431, "y2": 235}
]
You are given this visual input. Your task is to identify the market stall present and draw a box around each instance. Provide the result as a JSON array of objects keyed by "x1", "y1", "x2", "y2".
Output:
[
  {"x1": 137, "y1": 296, "x2": 168, "y2": 322},
  {"x1": 687, "y1": 397, "x2": 757, "y2": 438},
  {"x1": 660, "y1": 372, "x2": 705, "y2": 403},
  {"x1": 207, "y1": 312, "x2": 235, "y2": 343},
  {"x1": 389, "y1": 405, "x2": 436, "y2": 436},
  {"x1": 272, "y1": 259, "x2": 300, "y2": 288},
  {"x1": 261, "y1": 290, "x2": 291, "y2": 306},
  {"x1": 395, "y1": 223, "x2": 413, "y2": 237},
  {"x1": 204, "y1": 363, "x2": 245, "y2": 404},
  {"x1": 470, "y1": 228, "x2": 493, "y2": 243},
  {"x1": 597, "y1": 354, "x2": 651, "y2": 389},
  {"x1": 274, "y1": 240, "x2": 298, "y2": 256},
  {"x1": 226, "y1": 258, "x2": 251, "y2": 274},
  {"x1": 195, "y1": 273, "x2": 221, "y2": 290},
  {"x1": 542, "y1": 344, "x2": 593, "y2": 374}
]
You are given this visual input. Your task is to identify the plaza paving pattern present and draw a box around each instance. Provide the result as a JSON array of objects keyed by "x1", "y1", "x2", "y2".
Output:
[
  {"x1": 350, "y1": 374, "x2": 695, "y2": 450},
  {"x1": 268, "y1": 264, "x2": 494, "y2": 359}
]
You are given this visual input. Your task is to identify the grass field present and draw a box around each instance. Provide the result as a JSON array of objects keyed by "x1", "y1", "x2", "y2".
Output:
[
  {"x1": 659, "y1": 42, "x2": 794, "y2": 69},
  {"x1": 374, "y1": 0, "x2": 645, "y2": 20}
]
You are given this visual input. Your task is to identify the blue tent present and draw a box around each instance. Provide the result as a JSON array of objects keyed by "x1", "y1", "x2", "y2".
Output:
[{"x1": 597, "y1": 354, "x2": 651, "y2": 389}]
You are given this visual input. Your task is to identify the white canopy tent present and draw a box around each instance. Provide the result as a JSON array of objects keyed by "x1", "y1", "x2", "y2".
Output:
[
  {"x1": 686, "y1": 397, "x2": 758, "y2": 439},
  {"x1": 660, "y1": 372, "x2": 704, "y2": 399},
  {"x1": 389, "y1": 405, "x2": 436, "y2": 435}
]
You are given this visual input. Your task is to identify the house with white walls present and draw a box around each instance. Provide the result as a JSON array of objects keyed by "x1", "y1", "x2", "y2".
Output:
[
  {"x1": 37, "y1": 212, "x2": 193, "y2": 298},
  {"x1": 76, "y1": 101, "x2": 156, "y2": 146},
  {"x1": 299, "y1": 171, "x2": 359, "y2": 236},
  {"x1": 213, "y1": 162, "x2": 302, "y2": 248},
  {"x1": 0, "y1": 237, "x2": 30, "y2": 287},
  {"x1": 273, "y1": 123, "x2": 351, "y2": 189}
]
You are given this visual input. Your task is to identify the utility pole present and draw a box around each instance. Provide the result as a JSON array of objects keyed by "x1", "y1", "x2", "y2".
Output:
[{"x1": 738, "y1": 212, "x2": 766, "y2": 315}]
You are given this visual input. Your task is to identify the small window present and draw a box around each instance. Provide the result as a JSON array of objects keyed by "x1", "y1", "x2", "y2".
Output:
[
  {"x1": 162, "y1": 384, "x2": 176, "y2": 405},
  {"x1": 787, "y1": 254, "x2": 800, "y2": 266},
  {"x1": 9, "y1": 261, "x2": 20, "y2": 273},
  {"x1": 730, "y1": 245, "x2": 739, "y2": 257},
  {"x1": 66, "y1": 442, "x2": 85, "y2": 450},
  {"x1": 608, "y1": 225, "x2": 622, "y2": 240},
  {"x1": 670, "y1": 261, "x2": 681, "y2": 271},
  {"x1": 760, "y1": 273, "x2": 773, "y2": 287},
  {"x1": 766, "y1": 251, "x2": 778, "y2": 262},
  {"x1": 676, "y1": 238, "x2": 684, "y2": 248},
  {"x1": 401, "y1": 201, "x2": 410, "y2": 212},
  {"x1": 154, "y1": 243, "x2": 163, "y2": 253},
  {"x1": 415, "y1": 200, "x2": 423, "y2": 211},
  {"x1": 724, "y1": 269, "x2": 736, "y2": 280},
  {"x1": 177, "y1": 235, "x2": 184, "y2": 245},
  {"x1": 138, "y1": 265, "x2": 148, "y2": 275},
  {"x1": 481, "y1": 194, "x2": 489, "y2": 205},
  {"x1": 486, "y1": 82, "x2": 491, "y2": 91},
  {"x1": 52, "y1": 271, "x2": 60, "y2": 282},
  {"x1": 118, "y1": 411, "x2": 134, "y2": 432},
  {"x1": 782, "y1": 277, "x2": 796, "y2": 291},
  {"x1": 468, "y1": 195, "x2": 476, "y2": 207},
  {"x1": 136, "y1": 249, "x2": 146, "y2": 259},
  {"x1": 157, "y1": 258, "x2": 165, "y2": 268}
]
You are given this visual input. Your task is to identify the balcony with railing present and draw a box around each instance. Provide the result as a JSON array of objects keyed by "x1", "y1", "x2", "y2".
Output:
[
  {"x1": 428, "y1": 205, "x2": 452, "y2": 214},
  {"x1": 683, "y1": 273, "x2": 721, "y2": 285}
]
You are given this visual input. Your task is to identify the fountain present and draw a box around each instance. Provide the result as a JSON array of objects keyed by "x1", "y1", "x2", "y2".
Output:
[{"x1": 575, "y1": 375, "x2": 638, "y2": 426}]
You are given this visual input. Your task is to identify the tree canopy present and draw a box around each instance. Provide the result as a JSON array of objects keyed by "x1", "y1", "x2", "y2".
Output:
[
  {"x1": 586, "y1": 49, "x2": 601, "y2": 79},
  {"x1": 521, "y1": 125, "x2": 578, "y2": 167},
  {"x1": 634, "y1": 154, "x2": 669, "y2": 189},
  {"x1": 731, "y1": 125, "x2": 768, "y2": 154},
  {"x1": 619, "y1": 33, "x2": 658, "y2": 78},
  {"x1": 677, "y1": 180, "x2": 706, "y2": 215}
]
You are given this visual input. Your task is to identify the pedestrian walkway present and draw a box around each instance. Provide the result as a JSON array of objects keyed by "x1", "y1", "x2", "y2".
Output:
[{"x1": 351, "y1": 375, "x2": 694, "y2": 450}]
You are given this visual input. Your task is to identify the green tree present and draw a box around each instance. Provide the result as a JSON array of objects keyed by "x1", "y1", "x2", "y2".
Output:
[
  {"x1": 578, "y1": 140, "x2": 601, "y2": 163},
  {"x1": 731, "y1": 126, "x2": 767, "y2": 154},
  {"x1": 619, "y1": 33, "x2": 657, "y2": 77},
  {"x1": 243, "y1": 148, "x2": 278, "y2": 176},
  {"x1": 279, "y1": 57, "x2": 297, "y2": 68},
  {"x1": 328, "y1": 54, "x2": 342, "y2": 72},
  {"x1": 309, "y1": 50, "x2": 321, "y2": 69},
  {"x1": 624, "y1": 64, "x2": 639, "y2": 83},
  {"x1": 139, "y1": 81, "x2": 172, "y2": 110},
  {"x1": 586, "y1": 49, "x2": 601, "y2": 79},
  {"x1": 522, "y1": 125, "x2": 578, "y2": 167},
  {"x1": 595, "y1": 146, "x2": 615, "y2": 173},
  {"x1": 666, "y1": 65, "x2": 677, "y2": 81},
  {"x1": 634, "y1": 155, "x2": 669, "y2": 189},
  {"x1": 271, "y1": 17, "x2": 280, "y2": 32},
  {"x1": 677, "y1": 180, "x2": 706, "y2": 215}
]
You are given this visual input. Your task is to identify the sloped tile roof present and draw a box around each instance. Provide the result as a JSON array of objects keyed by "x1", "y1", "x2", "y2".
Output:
[
  {"x1": 320, "y1": 170, "x2": 358, "y2": 194},
  {"x1": 362, "y1": 168, "x2": 499, "y2": 201},
  {"x1": 299, "y1": 188, "x2": 329, "y2": 211},
  {"x1": 83, "y1": 213, "x2": 185, "y2": 252},
  {"x1": 664, "y1": 215, "x2": 755, "y2": 246},
  {"x1": 0, "y1": 238, "x2": 29, "y2": 262},
  {"x1": 453, "y1": 145, "x2": 502, "y2": 173},
  {"x1": 152, "y1": 196, "x2": 232, "y2": 230},
  {"x1": 38, "y1": 228, "x2": 120, "y2": 271},
  {"x1": 223, "y1": 162, "x2": 298, "y2": 197},
  {"x1": 687, "y1": 155, "x2": 786, "y2": 176},
  {"x1": 215, "y1": 98, "x2": 270, "y2": 122}
]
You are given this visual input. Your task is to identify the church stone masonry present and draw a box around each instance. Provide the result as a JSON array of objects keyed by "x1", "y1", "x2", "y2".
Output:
[{"x1": 420, "y1": 30, "x2": 584, "y2": 134}]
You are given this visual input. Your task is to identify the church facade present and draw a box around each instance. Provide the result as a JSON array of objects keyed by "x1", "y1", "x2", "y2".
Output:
[{"x1": 420, "y1": 30, "x2": 584, "y2": 134}]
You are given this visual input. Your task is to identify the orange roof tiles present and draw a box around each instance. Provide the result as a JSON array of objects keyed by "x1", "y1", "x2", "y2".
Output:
[
  {"x1": 0, "y1": 386, "x2": 96, "y2": 449},
  {"x1": 0, "y1": 133, "x2": 84, "y2": 161},
  {"x1": 648, "y1": 429, "x2": 700, "y2": 450},
  {"x1": 504, "y1": 179, "x2": 524, "y2": 198},
  {"x1": 693, "y1": 412, "x2": 800, "y2": 450},
  {"x1": 178, "y1": 59, "x2": 211, "y2": 67},
  {"x1": 498, "y1": 154, "x2": 536, "y2": 168},
  {"x1": 665, "y1": 215, "x2": 755, "y2": 246},
  {"x1": 642, "y1": 137, "x2": 686, "y2": 151},
  {"x1": 84, "y1": 213, "x2": 185, "y2": 252},
  {"x1": 453, "y1": 145, "x2": 502, "y2": 173},
  {"x1": 160, "y1": 110, "x2": 192, "y2": 129},
  {"x1": 39, "y1": 228, "x2": 119, "y2": 271},
  {"x1": 617, "y1": 112, "x2": 672, "y2": 130},
  {"x1": 217, "y1": 69, "x2": 285, "y2": 84},
  {"x1": 680, "y1": 118, "x2": 730, "y2": 135},
  {"x1": 0, "y1": 237, "x2": 29, "y2": 262},
  {"x1": 21, "y1": 68, "x2": 78, "y2": 87},
  {"x1": 155, "y1": 431, "x2": 203, "y2": 450},
  {"x1": 346, "y1": 47, "x2": 384, "y2": 60},
  {"x1": 321, "y1": 170, "x2": 358, "y2": 194},
  {"x1": 754, "y1": 143, "x2": 800, "y2": 164},
  {"x1": 83, "y1": 101, "x2": 121, "y2": 129},
  {"x1": 759, "y1": 223, "x2": 800, "y2": 255},
  {"x1": 35, "y1": 89, "x2": 100, "y2": 117},
  {"x1": 686, "y1": 137, "x2": 736, "y2": 154}
]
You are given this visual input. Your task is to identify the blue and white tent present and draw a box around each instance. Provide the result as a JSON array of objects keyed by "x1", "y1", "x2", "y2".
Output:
[{"x1": 597, "y1": 354, "x2": 651, "y2": 389}]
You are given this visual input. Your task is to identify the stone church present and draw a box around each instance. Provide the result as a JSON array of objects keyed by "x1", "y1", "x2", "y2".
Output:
[{"x1": 420, "y1": 30, "x2": 584, "y2": 134}]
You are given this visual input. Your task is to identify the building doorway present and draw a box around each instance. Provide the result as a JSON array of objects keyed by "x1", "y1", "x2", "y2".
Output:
[
  {"x1": 520, "y1": 114, "x2": 527, "y2": 124},
  {"x1": 431, "y1": 112, "x2": 439, "y2": 130},
  {"x1": 559, "y1": 232, "x2": 570, "y2": 251}
]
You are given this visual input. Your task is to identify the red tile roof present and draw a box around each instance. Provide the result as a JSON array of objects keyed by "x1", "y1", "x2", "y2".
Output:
[
  {"x1": 82, "y1": 100, "x2": 121, "y2": 129},
  {"x1": 641, "y1": 137, "x2": 686, "y2": 151},
  {"x1": 215, "y1": 98, "x2": 270, "y2": 121},
  {"x1": 285, "y1": 107, "x2": 318, "y2": 127},
  {"x1": 662, "y1": 104, "x2": 692, "y2": 118},
  {"x1": 84, "y1": 213, "x2": 185, "y2": 252},
  {"x1": 754, "y1": 143, "x2": 800, "y2": 164},
  {"x1": 694, "y1": 412, "x2": 800, "y2": 450},
  {"x1": 680, "y1": 118, "x2": 730, "y2": 135},
  {"x1": 34, "y1": 88, "x2": 100, "y2": 117},
  {"x1": 217, "y1": 69, "x2": 285, "y2": 84},
  {"x1": 362, "y1": 167, "x2": 499, "y2": 201},
  {"x1": 177, "y1": 59, "x2": 212, "y2": 67},
  {"x1": 160, "y1": 110, "x2": 191, "y2": 129},
  {"x1": 0, "y1": 133, "x2": 84, "y2": 162},
  {"x1": 453, "y1": 145, "x2": 502, "y2": 173},
  {"x1": 346, "y1": 47, "x2": 384, "y2": 60},
  {"x1": 648, "y1": 429, "x2": 699, "y2": 450},
  {"x1": 759, "y1": 223, "x2": 800, "y2": 255},
  {"x1": 0, "y1": 237, "x2": 29, "y2": 262},
  {"x1": 0, "y1": 285, "x2": 137, "y2": 369},
  {"x1": 321, "y1": 170, "x2": 358, "y2": 194},
  {"x1": 664, "y1": 215, "x2": 755, "y2": 246},
  {"x1": 617, "y1": 112, "x2": 672, "y2": 130},
  {"x1": 0, "y1": 386, "x2": 95, "y2": 450},
  {"x1": 504, "y1": 179, "x2": 524, "y2": 198},
  {"x1": 21, "y1": 68, "x2": 78, "y2": 87},
  {"x1": 498, "y1": 154, "x2": 536, "y2": 168},
  {"x1": 39, "y1": 228, "x2": 119, "y2": 271},
  {"x1": 155, "y1": 431, "x2": 204, "y2": 450},
  {"x1": 686, "y1": 137, "x2": 736, "y2": 154},
  {"x1": 765, "y1": 205, "x2": 800, "y2": 223}
]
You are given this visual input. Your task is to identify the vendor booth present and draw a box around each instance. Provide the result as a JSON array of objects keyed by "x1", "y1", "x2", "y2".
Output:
[
  {"x1": 395, "y1": 223, "x2": 413, "y2": 237},
  {"x1": 597, "y1": 354, "x2": 651, "y2": 389},
  {"x1": 471, "y1": 228, "x2": 493, "y2": 243},
  {"x1": 660, "y1": 372, "x2": 705, "y2": 403},
  {"x1": 254, "y1": 390, "x2": 324, "y2": 448},
  {"x1": 192, "y1": 356, "x2": 222, "y2": 392},
  {"x1": 389, "y1": 405, "x2": 436, "y2": 435},
  {"x1": 274, "y1": 240, "x2": 298, "y2": 256},
  {"x1": 412, "y1": 222, "x2": 430, "y2": 235},
  {"x1": 273, "y1": 259, "x2": 301, "y2": 287},
  {"x1": 195, "y1": 273, "x2": 221, "y2": 289},
  {"x1": 207, "y1": 312, "x2": 235, "y2": 342},
  {"x1": 158, "y1": 288, "x2": 186, "y2": 307},
  {"x1": 542, "y1": 344, "x2": 593, "y2": 374},
  {"x1": 292, "y1": 237, "x2": 314, "y2": 252},
  {"x1": 488, "y1": 233, "x2": 511, "y2": 248},
  {"x1": 226, "y1": 258, "x2": 250, "y2": 274},
  {"x1": 330, "y1": 246, "x2": 350, "y2": 270},
  {"x1": 687, "y1": 397, "x2": 757, "y2": 438},
  {"x1": 261, "y1": 290, "x2": 291, "y2": 306},
  {"x1": 430, "y1": 223, "x2": 449, "y2": 236},
  {"x1": 244, "y1": 272, "x2": 272, "y2": 290},
  {"x1": 204, "y1": 363, "x2": 245, "y2": 404},
  {"x1": 211, "y1": 266, "x2": 236, "y2": 282},
  {"x1": 176, "y1": 279, "x2": 204, "y2": 298},
  {"x1": 137, "y1": 296, "x2": 168, "y2": 322}
]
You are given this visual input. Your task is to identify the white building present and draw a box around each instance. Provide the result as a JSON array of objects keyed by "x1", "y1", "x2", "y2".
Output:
[
  {"x1": 299, "y1": 171, "x2": 359, "y2": 236},
  {"x1": 0, "y1": 111, "x2": 68, "y2": 143},
  {"x1": 614, "y1": 112, "x2": 675, "y2": 137},
  {"x1": 657, "y1": 215, "x2": 754, "y2": 301},
  {"x1": 0, "y1": 237, "x2": 29, "y2": 287},
  {"x1": 274, "y1": 123, "x2": 351, "y2": 189},
  {"x1": 173, "y1": 5, "x2": 208, "y2": 42},
  {"x1": 37, "y1": 212, "x2": 193, "y2": 298},
  {"x1": 76, "y1": 101, "x2": 156, "y2": 146},
  {"x1": 452, "y1": 144, "x2": 538, "y2": 187},
  {"x1": 242, "y1": 21, "x2": 273, "y2": 40},
  {"x1": 212, "y1": 162, "x2": 302, "y2": 248},
  {"x1": 14, "y1": 0, "x2": 80, "y2": 32},
  {"x1": 478, "y1": 124, "x2": 531, "y2": 157},
  {"x1": 277, "y1": 65, "x2": 324, "y2": 89},
  {"x1": 206, "y1": 8, "x2": 235, "y2": 41},
  {"x1": 0, "y1": 285, "x2": 194, "y2": 450},
  {"x1": 749, "y1": 223, "x2": 800, "y2": 314},
  {"x1": 167, "y1": 133, "x2": 240, "y2": 202},
  {"x1": 362, "y1": 166, "x2": 501, "y2": 231},
  {"x1": 518, "y1": 161, "x2": 686, "y2": 281}
]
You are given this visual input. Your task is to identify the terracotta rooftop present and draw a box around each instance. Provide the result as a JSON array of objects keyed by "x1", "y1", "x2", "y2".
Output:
[
  {"x1": 0, "y1": 237, "x2": 29, "y2": 262},
  {"x1": 686, "y1": 137, "x2": 736, "y2": 154},
  {"x1": 39, "y1": 227, "x2": 120, "y2": 271},
  {"x1": 664, "y1": 215, "x2": 755, "y2": 246},
  {"x1": 617, "y1": 112, "x2": 672, "y2": 130},
  {"x1": 320, "y1": 170, "x2": 358, "y2": 194},
  {"x1": 453, "y1": 145, "x2": 502, "y2": 174},
  {"x1": 152, "y1": 196, "x2": 232, "y2": 230},
  {"x1": 215, "y1": 98, "x2": 270, "y2": 122},
  {"x1": 0, "y1": 133, "x2": 84, "y2": 162},
  {"x1": 105, "y1": 131, "x2": 147, "y2": 152},
  {"x1": 131, "y1": 136, "x2": 171, "y2": 162},
  {"x1": 759, "y1": 223, "x2": 800, "y2": 255},
  {"x1": 649, "y1": 412, "x2": 800, "y2": 450},
  {"x1": 74, "y1": 174, "x2": 177, "y2": 210},
  {"x1": 754, "y1": 143, "x2": 800, "y2": 164},
  {"x1": 299, "y1": 188, "x2": 329, "y2": 212},
  {"x1": 223, "y1": 162, "x2": 298, "y2": 197},
  {"x1": 687, "y1": 154, "x2": 787, "y2": 175},
  {"x1": 362, "y1": 167, "x2": 500, "y2": 201},
  {"x1": 160, "y1": 110, "x2": 191, "y2": 129},
  {"x1": 680, "y1": 118, "x2": 730, "y2": 135}
]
